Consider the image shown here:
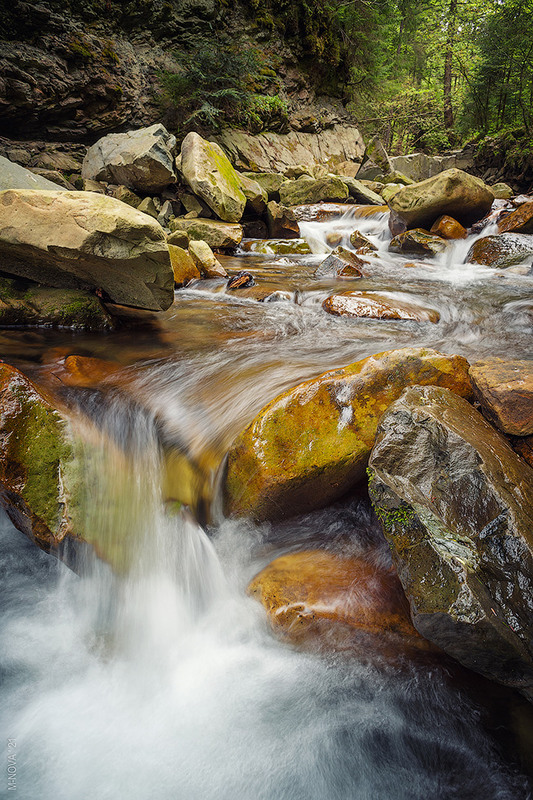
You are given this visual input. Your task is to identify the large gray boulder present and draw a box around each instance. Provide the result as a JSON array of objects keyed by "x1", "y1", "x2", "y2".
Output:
[
  {"x1": 180, "y1": 132, "x2": 246, "y2": 223},
  {"x1": 0, "y1": 155, "x2": 65, "y2": 191},
  {"x1": 368, "y1": 385, "x2": 533, "y2": 697},
  {"x1": 82, "y1": 124, "x2": 177, "y2": 193},
  {"x1": 0, "y1": 190, "x2": 174, "y2": 311},
  {"x1": 388, "y1": 169, "x2": 494, "y2": 230}
]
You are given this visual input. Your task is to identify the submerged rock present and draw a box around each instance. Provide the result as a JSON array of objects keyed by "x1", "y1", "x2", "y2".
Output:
[
  {"x1": 469, "y1": 358, "x2": 533, "y2": 436},
  {"x1": 180, "y1": 132, "x2": 246, "y2": 223},
  {"x1": 0, "y1": 189, "x2": 174, "y2": 311},
  {"x1": 168, "y1": 218, "x2": 243, "y2": 250},
  {"x1": 223, "y1": 348, "x2": 472, "y2": 522},
  {"x1": 248, "y1": 549, "x2": 432, "y2": 654},
  {"x1": 389, "y1": 229, "x2": 447, "y2": 257},
  {"x1": 82, "y1": 124, "x2": 177, "y2": 193},
  {"x1": 322, "y1": 292, "x2": 440, "y2": 322},
  {"x1": 388, "y1": 169, "x2": 494, "y2": 230},
  {"x1": 466, "y1": 234, "x2": 533, "y2": 269},
  {"x1": 368, "y1": 385, "x2": 533, "y2": 696}
]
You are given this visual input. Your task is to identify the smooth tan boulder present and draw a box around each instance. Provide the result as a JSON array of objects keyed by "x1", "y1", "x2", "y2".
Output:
[
  {"x1": 469, "y1": 358, "x2": 533, "y2": 436},
  {"x1": 188, "y1": 240, "x2": 227, "y2": 278},
  {"x1": 180, "y1": 132, "x2": 246, "y2": 222},
  {"x1": 322, "y1": 292, "x2": 440, "y2": 322},
  {"x1": 388, "y1": 169, "x2": 494, "y2": 230},
  {"x1": 248, "y1": 549, "x2": 433, "y2": 654},
  {"x1": 0, "y1": 190, "x2": 174, "y2": 310},
  {"x1": 223, "y1": 348, "x2": 472, "y2": 522}
]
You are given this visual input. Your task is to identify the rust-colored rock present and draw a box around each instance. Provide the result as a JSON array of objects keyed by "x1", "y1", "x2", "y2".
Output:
[
  {"x1": 466, "y1": 233, "x2": 533, "y2": 268},
  {"x1": 52, "y1": 355, "x2": 123, "y2": 388},
  {"x1": 322, "y1": 292, "x2": 440, "y2": 322},
  {"x1": 430, "y1": 215, "x2": 467, "y2": 239},
  {"x1": 248, "y1": 549, "x2": 433, "y2": 653},
  {"x1": 469, "y1": 358, "x2": 533, "y2": 436},
  {"x1": 511, "y1": 436, "x2": 533, "y2": 469},
  {"x1": 498, "y1": 201, "x2": 533, "y2": 234},
  {"x1": 349, "y1": 230, "x2": 378, "y2": 250},
  {"x1": 224, "y1": 347, "x2": 472, "y2": 522},
  {"x1": 389, "y1": 229, "x2": 447, "y2": 257}
]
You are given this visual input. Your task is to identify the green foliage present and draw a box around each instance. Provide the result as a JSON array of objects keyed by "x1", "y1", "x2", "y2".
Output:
[{"x1": 159, "y1": 40, "x2": 289, "y2": 133}]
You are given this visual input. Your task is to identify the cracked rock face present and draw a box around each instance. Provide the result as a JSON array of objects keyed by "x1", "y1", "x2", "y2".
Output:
[
  {"x1": 368, "y1": 384, "x2": 533, "y2": 697},
  {"x1": 223, "y1": 347, "x2": 472, "y2": 522},
  {"x1": 0, "y1": 189, "x2": 174, "y2": 310}
]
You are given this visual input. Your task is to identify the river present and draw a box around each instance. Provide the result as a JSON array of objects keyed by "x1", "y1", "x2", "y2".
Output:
[{"x1": 1, "y1": 206, "x2": 532, "y2": 799}]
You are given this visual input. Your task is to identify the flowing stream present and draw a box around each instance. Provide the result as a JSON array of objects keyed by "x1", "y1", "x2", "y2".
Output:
[{"x1": 1, "y1": 207, "x2": 533, "y2": 799}]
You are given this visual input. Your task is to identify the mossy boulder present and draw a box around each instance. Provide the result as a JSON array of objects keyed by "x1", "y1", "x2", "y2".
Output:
[
  {"x1": 0, "y1": 189, "x2": 174, "y2": 310},
  {"x1": 180, "y1": 132, "x2": 246, "y2": 223},
  {"x1": 279, "y1": 175, "x2": 349, "y2": 206},
  {"x1": 168, "y1": 218, "x2": 243, "y2": 250},
  {"x1": 0, "y1": 278, "x2": 113, "y2": 330},
  {"x1": 248, "y1": 549, "x2": 433, "y2": 655},
  {"x1": 339, "y1": 178, "x2": 384, "y2": 205},
  {"x1": 388, "y1": 169, "x2": 494, "y2": 230},
  {"x1": 368, "y1": 385, "x2": 533, "y2": 697},
  {"x1": 241, "y1": 171, "x2": 287, "y2": 201},
  {"x1": 389, "y1": 229, "x2": 448, "y2": 257},
  {"x1": 168, "y1": 245, "x2": 200, "y2": 286},
  {"x1": 223, "y1": 348, "x2": 472, "y2": 522}
]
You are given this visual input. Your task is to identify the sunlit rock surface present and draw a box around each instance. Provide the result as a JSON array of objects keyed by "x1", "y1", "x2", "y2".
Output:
[{"x1": 470, "y1": 358, "x2": 533, "y2": 436}]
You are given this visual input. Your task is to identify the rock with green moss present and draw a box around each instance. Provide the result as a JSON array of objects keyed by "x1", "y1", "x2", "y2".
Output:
[
  {"x1": 279, "y1": 175, "x2": 349, "y2": 206},
  {"x1": 339, "y1": 178, "x2": 384, "y2": 205},
  {"x1": 223, "y1": 348, "x2": 472, "y2": 522},
  {"x1": 168, "y1": 218, "x2": 243, "y2": 250},
  {"x1": 368, "y1": 384, "x2": 533, "y2": 697},
  {"x1": 0, "y1": 189, "x2": 174, "y2": 311},
  {"x1": 0, "y1": 278, "x2": 113, "y2": 330},
  {"x1": 180, "y1": 132, "x2": 246, "y2": 222},
  {"x1": 241, "y1": 171, "x2": 287, "y2": 201}
]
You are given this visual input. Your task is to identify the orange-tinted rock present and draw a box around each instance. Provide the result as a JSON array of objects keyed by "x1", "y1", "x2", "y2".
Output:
[
  {"x1": 352, "y1": 204, "x2": 389, "y2": 218},
  {"x1": 469, "y1": 358, "x2": 533, "y2": 436},
  {"x1": 349, "y1": 229, "x2": 378, "y2": 250},
  {"x1": 322, "y1": 292, "x2": 440, "y2": 322},
  {"x1": 511, "y1": 436, "x2": 533, "y2": 469},
  {"x1": 498, "y1": 201, "x2": 533, "y2": 234},
  {"x1": 389, "y1": 229, "x2": 447, "y2": 257},
  {"x1": 52, "y1": 355, "x2": 123, "y2": 388},
  {"x1": 248, "y1": 549, "x2": 433, "y2": 653},
  {"x1": 466, "y1": 233, "x2": 533, "y2": 268},
  {"x1": 224, "y1": 347, "x2": 472, "y2": 522},
  {"x1": 168, "y1": 244, "x2": 200, "y2": 286},
  {"x1": 314, "y1": 246, "x2": 368, "y2": 278},
  {"x1": 430, "y1": 215, "x2": 467, "y2": 239}
]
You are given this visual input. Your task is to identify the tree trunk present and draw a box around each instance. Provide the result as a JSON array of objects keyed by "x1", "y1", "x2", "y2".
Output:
[{"x1": 443, "y1": 0, "x2": 458, "y2": 129}]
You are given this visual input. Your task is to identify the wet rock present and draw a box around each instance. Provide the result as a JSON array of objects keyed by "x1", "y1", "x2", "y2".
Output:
[
  {"x1": 322, "y1": 292, "x2": 440, "y2": 322},
  {"x1": 180, "y1": 132, "x2": 246, "y2": 223},
  {"x1": 326, "y1": 231, "x2": 343, "y2": 247},
  {"x1": 0, "y1": 278, "x2": 112, "y2": 330},
  {"x1": 188, "y1": 240, "x2": 227, "y2": 279},
  {"x1": 279, "y1": 175, "x2": 349, "y2": 206},
  {"x1": 240, "y1": 239, "x2": 311, "y2": 256},
  {"x1": 0, "y1": 189, "x2": 174, "y2": 311},
  {"x1": 168, "y1": 245, "x2": 200, "y2": 286},
  {"x1": 491, "y1": 183, "x2": 514, "y2": 200},
  {"x1": 429, "y1": 215, "x2": 467, "y2": 240},
  {"x1": 498, "y1": 202, "x2": 533, "y2": 235},
  {"x1": 240, "y1": 171, "x2": 287, "y2": 201},
  {"x1": 168, "y1": 218, "x2": 243, "y2": 250},
  {"x1": 314, "y1": 246, "x2": 368, "y2": 278},
  {"x1": 82, "y1": 124, "x2": 177, "y2": 193},
  {"x1": 389, "y1": 229, "x2": 447, "y2": 257},
  {"x1": 389, "y1": 169, "x2": 494, "y2": 230},
  {"x1": 339, "y1": 178, "x2": 384, "y2": 205},
  {"x1": 352, "y1": 204, "x2": 389, "y2": 219},
  {"x1": 466, "y1": 234, "x2": 533, "y2": 269},
  {"x1": 349, "y1": 230, "x2": 377, "y2": 251},
  {"x1": 0, "y1": 155, "x2": 65, "y2": 191},
  {"x1": 469, "y1": 358, "x2": 533, "y2": 436},
  {"x1": 51, "y1": 355, "x2": 122, "y2": 388},
  {"x1": 511, "y1": 436, "x2": 533, "y2": 470},
  {"x1": 248, "y1": 549, "x2": 432, "y2": 654},
  {"x1": 266, "y1": 201, "x2": 300, "y2": 239},
  {"x1": 368, "y1": 385, "x2": 533, "y2": 696},
  {"x1": 227, "y1": 272, "x2": 255, "y2": 290},
  {"x1": 223, "y1": 348, "x2": 472, "y2": 521}
]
